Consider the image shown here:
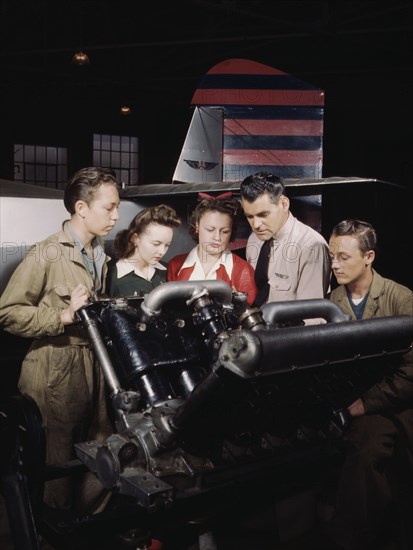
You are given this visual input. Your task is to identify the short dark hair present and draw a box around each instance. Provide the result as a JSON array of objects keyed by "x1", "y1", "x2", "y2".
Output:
[
  {"x1": 331, "y1": 219, "x2": 377, "y2": 254},
  {"x1": 113, "y1": 204, "x2": 181, "y2": 259},
  {"x1": 64, "y1": 167, "x2": 119, "y2": 214},
  {"x1": 188, "y1": 197, "x2": 240, "y2": 242},
  {"x1": 240, "y1": 171, "x2": 285, "y2": 204}
]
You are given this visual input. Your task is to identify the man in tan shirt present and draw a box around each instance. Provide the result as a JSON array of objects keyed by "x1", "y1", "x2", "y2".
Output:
[{"x1": 240, "y1": 172, "x2": 331, "y2": 308}]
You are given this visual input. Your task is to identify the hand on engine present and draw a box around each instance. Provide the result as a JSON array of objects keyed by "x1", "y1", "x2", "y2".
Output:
[{"x1": 60, "y1": 283, "x2": 90, "y2": 324}]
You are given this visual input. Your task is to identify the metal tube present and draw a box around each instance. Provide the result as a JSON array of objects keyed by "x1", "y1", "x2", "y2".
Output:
[
  {"x1": 261, "y1": 298, "x2": 350, "y2": 325},
  {"x1": 141, "y1": 280, "x2": 233, "y2": 317},
  {"x1": 77, "y1": 306, "x2": 122, "y2": 396}
]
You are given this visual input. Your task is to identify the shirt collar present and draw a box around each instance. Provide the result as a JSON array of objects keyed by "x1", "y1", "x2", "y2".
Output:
[
  {"x1": 116, "y1": 258, "x2": 166, "y2": 279},
  {"x1": 180, "y1": 246, "x2": 200, "y2": 270},
  {"x1": 273, "y1": 212, "x2": 294, "y2": 242},
  {"x1": 179, "y1": 246, "x2": 233, "y2": 278},
  {"x1": 67, "y1": 221, "x2": 98, "y2": 253}
]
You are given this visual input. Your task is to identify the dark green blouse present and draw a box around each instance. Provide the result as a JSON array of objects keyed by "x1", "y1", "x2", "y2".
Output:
[{"x1": 106, "y1": 261, "x2": 166, "y2": 297}]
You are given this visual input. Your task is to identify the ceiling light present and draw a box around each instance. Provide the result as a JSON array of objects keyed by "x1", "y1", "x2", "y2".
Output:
[
  {"x1": 120, "y1": 105, "x2": 132, "y2": 116},
  {"x1": 71, "y1": 51, "x2": 90, "y2": 66}
]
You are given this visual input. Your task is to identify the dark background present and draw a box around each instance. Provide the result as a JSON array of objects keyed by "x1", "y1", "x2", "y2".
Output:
[{"x1": 0, "y1": 0, "x2": 412, "y2": 186}]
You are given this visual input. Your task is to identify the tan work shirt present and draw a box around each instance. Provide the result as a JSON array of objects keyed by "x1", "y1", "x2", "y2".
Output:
[{"x1": 246, "y1": 213, "x2": 331, "y2": 304}]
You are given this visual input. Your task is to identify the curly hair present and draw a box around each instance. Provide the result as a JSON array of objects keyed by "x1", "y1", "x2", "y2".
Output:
[
  {"x1": 113, "y1": 204, "x2": 181, "y2": 260},
  {"x1": 188, "y1": 197, "x2": 240, "y2": 242}
]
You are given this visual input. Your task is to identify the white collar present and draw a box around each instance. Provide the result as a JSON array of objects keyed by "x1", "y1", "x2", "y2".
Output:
[
  {"x1": 179, "y1": 246, "x2": 233, "y2": 278},
  {"x1": 116, "y1": 258, "x2": 166, "y2": 279}
]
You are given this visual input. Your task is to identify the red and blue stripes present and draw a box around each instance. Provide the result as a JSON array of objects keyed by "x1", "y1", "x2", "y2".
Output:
[{"x1": 191, "y1": 59, "x2": 324, "y2": 181}]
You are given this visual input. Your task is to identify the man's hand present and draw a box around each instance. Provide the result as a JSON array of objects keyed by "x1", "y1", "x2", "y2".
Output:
[{"x1": 60, "y1": 283, "x2": 90, "y2": 325}]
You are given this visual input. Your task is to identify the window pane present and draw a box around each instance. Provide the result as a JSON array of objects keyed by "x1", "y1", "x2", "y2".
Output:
[
  {"x1": 36, "y1": 164, "x2": 46, "y2": 182},
  {"x1": 13, "y1": 144, "x2": 68, "y2": 186},
  {"x1": 57, "y1": 165, "x2": 67, "y2": 186},
  {"x1": 111, "y1": 135, "x2": 121, "y2": 151},
  {"x1": 14, "y1": 162, "x2": 23, "y2": 180},
  {"x1": 47, "y1": 165, "x2": 56, "y2": 185},
  {"x1": 36, "y1": 146, "x2": 46, "y2": 163},
  {"x1": 130, "y1": 137, "x2": 138, "y2": 152},
  {"x1": 102, "y1": 135, "x2": 111, "y2": 150},
  {"x1": 14, "y1": 144, "x2": 24, "y2": 161},
  {"x1": 58, "y1": 148, "x2": 67, "y2": 163},
  {"x1": 102, "y1": 151, "x2": 111, "y2": 165},
  {"x1": 93, "y1": 133, "x2": 101, "y2": 149},
  {"x1": 130, "y1": 168, "x2": 138, "y2": 184},
  {"x1": 25, "y1": 164, "x2": 36, "y2": 180},
  {"x1": 112, "y1": 151, "x2": 120, "y2": 166},
  {"x1": 130, "y1": 154, "x2": 138, "y2": 168},
  {"x1": 120, "y1": 169, "x2": 129, "y2": 183},
  {"x1": 93, "y1": 133, "x2": 139, "y2": 186},
  {"x1": 121, "y1": 152, "x2": 130, "y2": 166},
  {"x1": 47, "y1": 147, "x2": 56, "y2": 164}
]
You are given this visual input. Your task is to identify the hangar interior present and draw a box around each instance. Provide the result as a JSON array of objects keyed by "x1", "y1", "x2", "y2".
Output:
[{"x1": 1, "y1": 1, "x2": 412, "y2": 549}]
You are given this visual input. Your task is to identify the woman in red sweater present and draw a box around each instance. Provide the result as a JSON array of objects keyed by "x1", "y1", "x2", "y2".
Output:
[{"x1": 167, "y1": 193, "x2": 257, "y2": 306}]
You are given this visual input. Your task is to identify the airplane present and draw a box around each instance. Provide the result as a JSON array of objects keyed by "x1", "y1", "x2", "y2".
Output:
[
  {"x1": 2, "y1": 57, "x2": 410, "y2": 281},
  {"x1": 1, "y1": 57, "x2": 410, "y2": 353},
  {"x1": 0, "y1": 58, "x2": 412, "y2": 549}
]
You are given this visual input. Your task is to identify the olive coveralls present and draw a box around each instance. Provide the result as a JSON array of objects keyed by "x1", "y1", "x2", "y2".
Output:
[{"x1": 0, "y1": 221, "x2": 112, "y2": 510}]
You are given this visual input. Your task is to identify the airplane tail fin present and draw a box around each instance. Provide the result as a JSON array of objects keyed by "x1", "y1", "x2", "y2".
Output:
[{"x1": 173, "y1": 58, "x2": 324, "y2": 183}]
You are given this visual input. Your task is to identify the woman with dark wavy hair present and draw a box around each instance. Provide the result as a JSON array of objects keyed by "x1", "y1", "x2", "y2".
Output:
[
  {"x1": 167, "y1": 193, "x2": 257, "y2": 306},
  {"x1": 107, "y1": 204, "x2": 181, "y2": 296}
]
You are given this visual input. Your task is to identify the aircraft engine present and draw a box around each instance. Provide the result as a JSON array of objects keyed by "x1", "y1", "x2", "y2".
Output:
[{"x1": 73, "y1": 281, "x2": 413, "y2": 511}]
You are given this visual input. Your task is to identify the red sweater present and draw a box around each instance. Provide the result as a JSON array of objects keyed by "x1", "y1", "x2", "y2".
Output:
[{"x1": 167, "y1": 251, "x2": 258, "y2": 306}]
